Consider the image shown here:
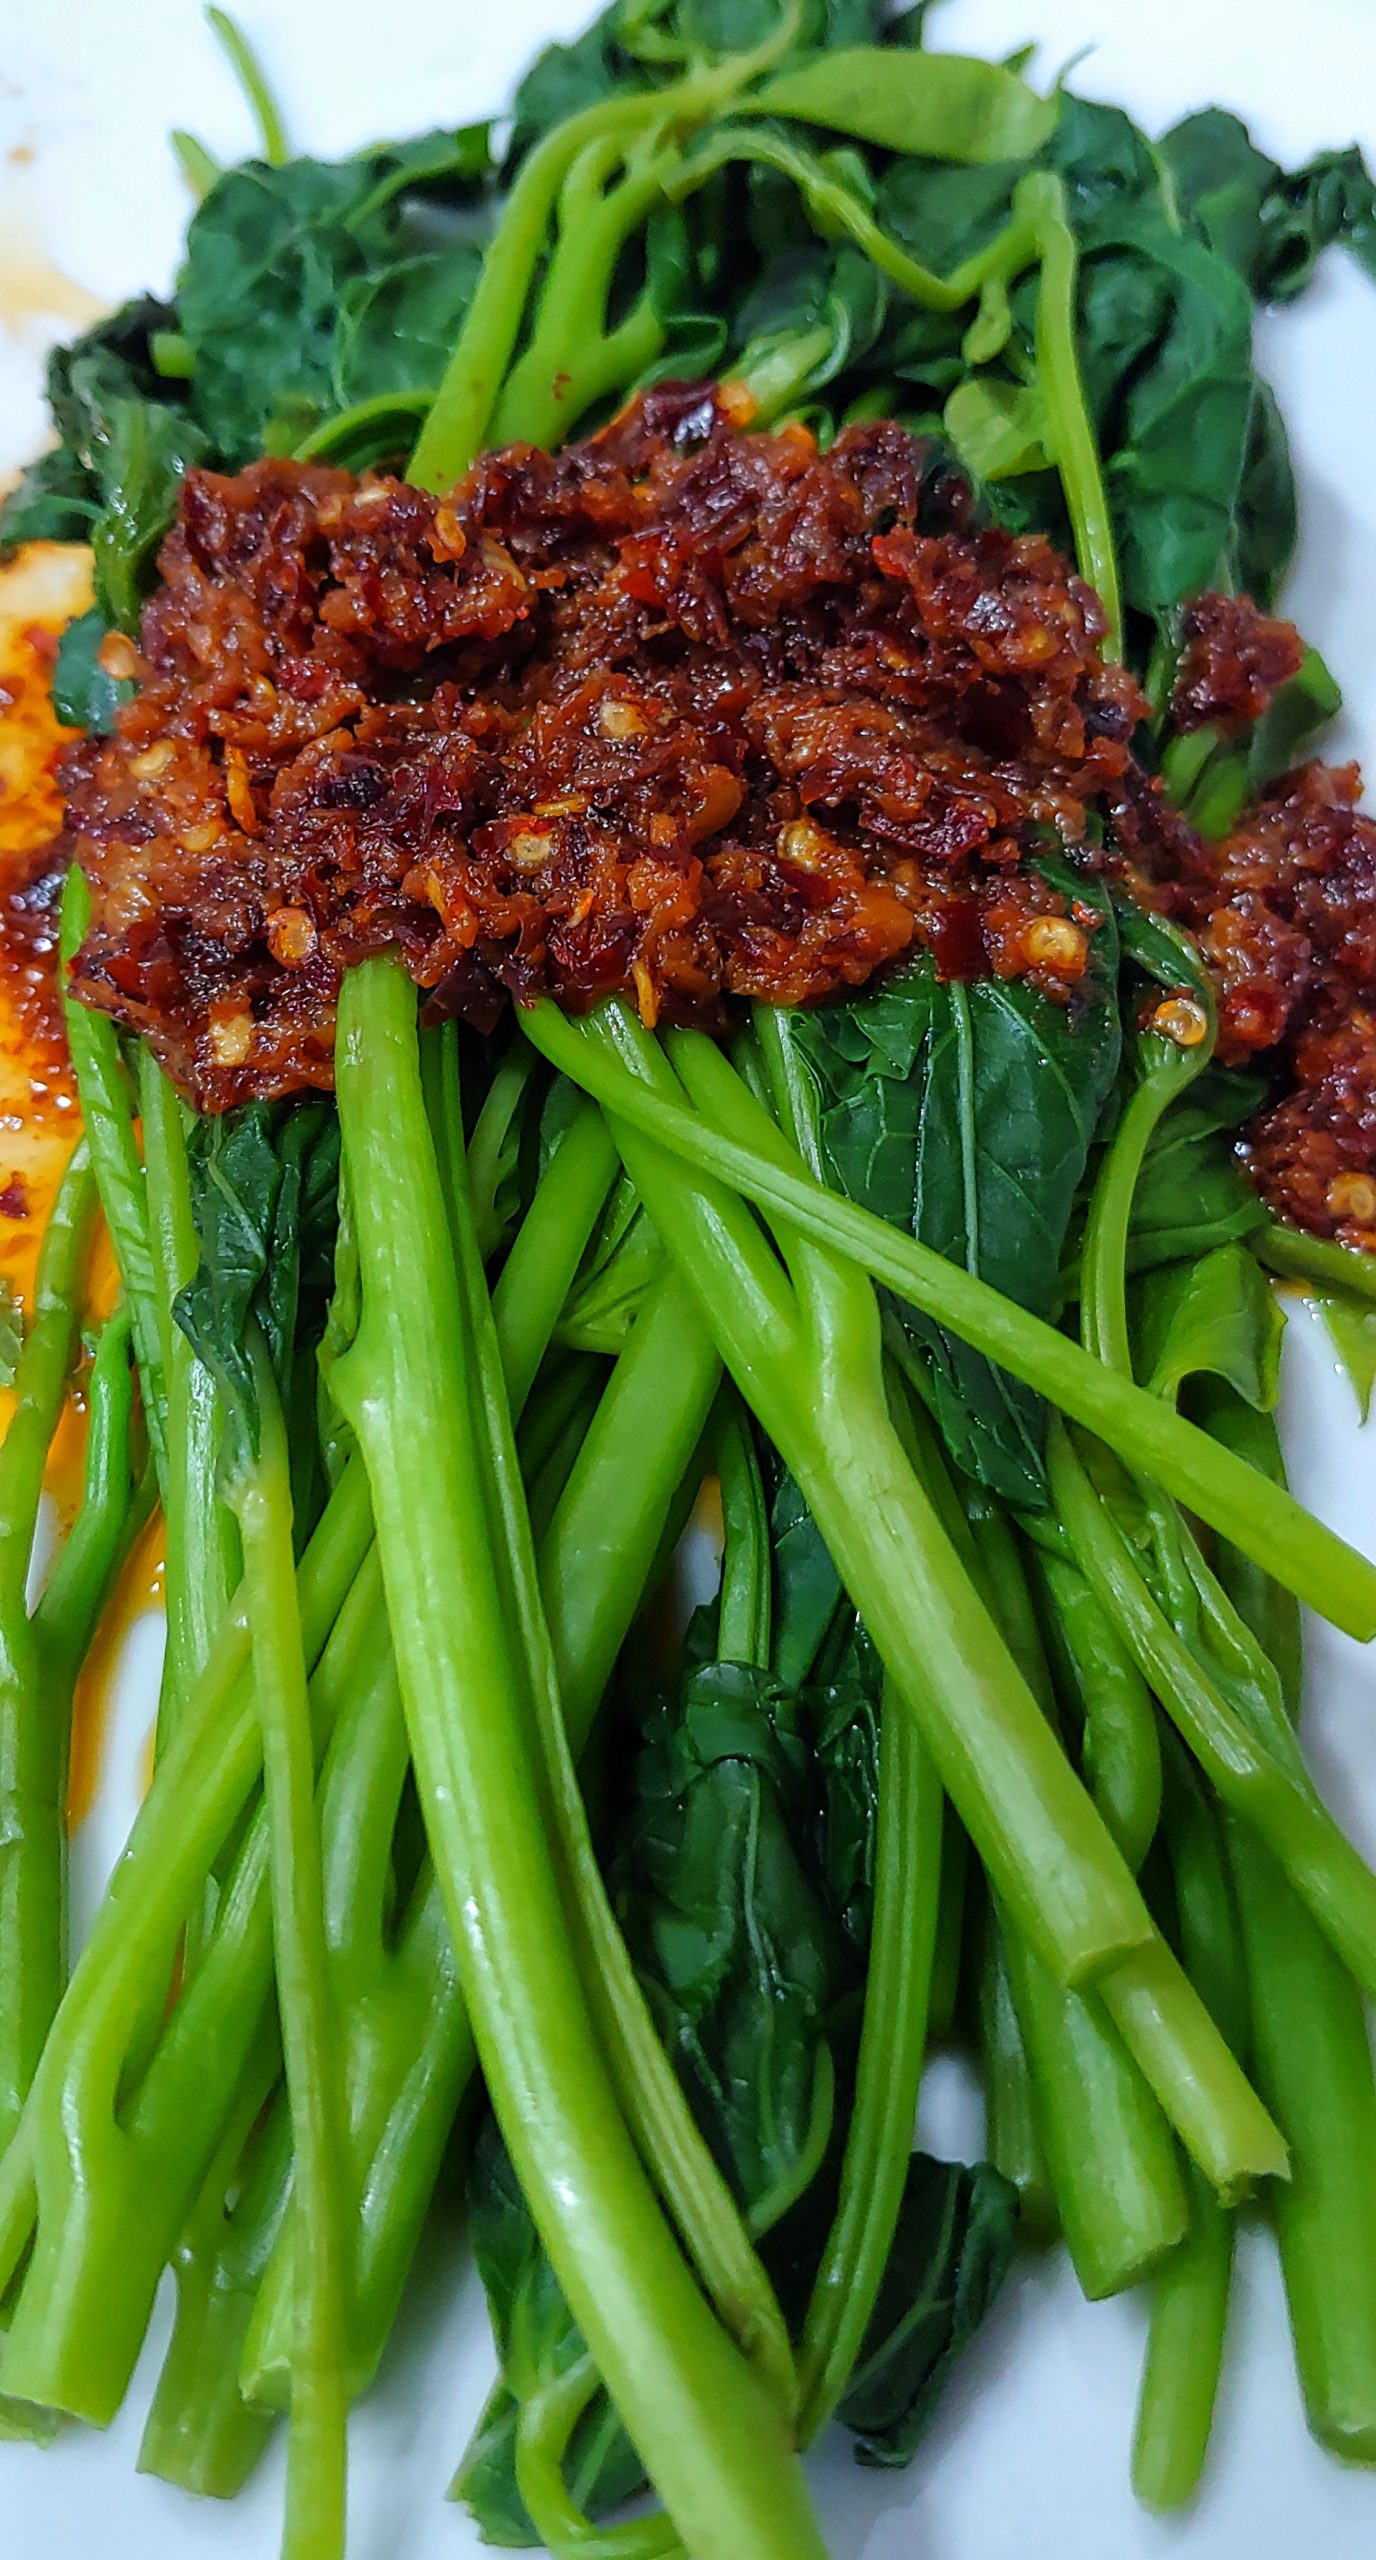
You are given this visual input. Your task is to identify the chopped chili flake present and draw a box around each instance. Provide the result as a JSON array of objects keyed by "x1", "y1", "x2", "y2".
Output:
[{"x1": 1170, "y1": 592, "x2": 1304, "y2": 733}]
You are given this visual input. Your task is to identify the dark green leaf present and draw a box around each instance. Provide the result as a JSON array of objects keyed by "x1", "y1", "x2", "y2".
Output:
[
  {"x1": 0, "y1": 297, "x2": 205, "y2": 628},
  {"x1": 1047, "y1": 93, "x2": 1160, "y2": 229},
  {"x1": 838, "y1": 2155, "x2": 1020, "y2": 2465},
  {"x1": 910, "y1": 958, "x2": 1121, "y2": 1501},
  {"x1": 0, "y1": 442, "x2": 97, "y2": 553},
  {"x1": 877, "y1": 155, "x2": 1023, "y2": 284},
  {"x1": 1162, "y1": 109, "x2": 1376, "y2": 302},
  {"x1": 50, "y1": 611, "x2": 131, "y2": 735},
  {"x1": 43, "y1": 295, "x2": 181, "y2": 450},
  {"x1": 1126, "y1": 1071, "x2": 1268, "y2": 1272},
  {"x1": 768, "y1": 1466, "x2": 844, "y2": 1689},
  {"x1": 1157, "y1": 109, "x2": 1282, "y2": 294},
  {"x1": 732, "y1": 234, "x2": 890, "y2": 391},
  {"x1": 332, "y1": 247, "x2": 488, "y2": 405},
  {"x1": 178, "y1": 160, "x2": 385, "y2": 460},
  {"x1": 1110, "y1": 893, "x2": 1211, "y2": 1002},
  {"x1": 88, "y1": 395, "x2": 209, "y2": 627},
  {"x1": 174, "y1": 1098, "x2": 340, "y2": 1469},
  {"x1": 787, "y1": 884, "x2": 1121, "y2": 1504},
  {"x1": 622, "y1": 1659, "x2": 853, "y2": 2218},
  {"x1": 506, "y1": 10, "x2": 629, "y2": 160},
  {"x1": 1262, "y1": 145, "x2": 1376, "y2": 297},
  {"x1": 1099, "y1": 221, "x2": 1257, "y2": 623},
  {"x1": 680, "y1": 0, "x2": 887, "y2": 48},
  {"x1": 177, "y1": 140, "x2": 495, "y2": 464}
]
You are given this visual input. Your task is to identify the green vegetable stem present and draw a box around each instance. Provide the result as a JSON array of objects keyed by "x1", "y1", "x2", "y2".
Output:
[
  {"x1": 0, "y1": 1457, "x2": 373, "y2": 2421},
  {"x1": 223, "y1": 1345, "x2": 349, "y2": 2560},
  {"x1": 520, "y1": 1000, "x2": 1376, "y2": 1641},
  {"x1": 1206, "y1": 1393, "x2": 1376, "y2": 2465},
  {"x1": 333, "y1": 954, "x2": 825, "y2": 2560},
  {"x1": 0, "y1": 1141, "x2": 99, "y2": 2155},
  {"x1": 1131, "y1": 1754, "x2": 1244, "y2": 2510}
]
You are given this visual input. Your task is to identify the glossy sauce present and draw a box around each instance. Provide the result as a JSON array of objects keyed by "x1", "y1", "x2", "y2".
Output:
[
  {"x1": 0, "y1": 541, "x2": 89, "y2": 1327},
  {"x1": 0, "y1": 543, "x2": 162, "y2": 1829},
  {"x1": 66, "y1": 1506, "x2": 165, "y2": 1833}
]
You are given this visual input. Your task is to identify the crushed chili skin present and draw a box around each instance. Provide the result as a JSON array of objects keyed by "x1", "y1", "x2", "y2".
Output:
[
  {"x1": 1166, "y1": 761, "x2": 1376, "y2": 1247},
  {"x1": 1170, "y1": 591, "x2": 1304, "y2": 734},
  {"x1": 62, "y1": 384, "x2": 1152, "y2": 1111}
]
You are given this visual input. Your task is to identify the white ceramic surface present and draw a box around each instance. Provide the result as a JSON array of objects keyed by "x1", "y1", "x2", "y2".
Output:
[{"x1": 2, "y1": 4, "x2": 1376, "y2": 2553}]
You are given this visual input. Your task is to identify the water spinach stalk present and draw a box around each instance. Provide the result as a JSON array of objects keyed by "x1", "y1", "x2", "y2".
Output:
[
  {"x1": 0, "y1": 1140, "x2": 99, "y2": 2153},
  {"x1": 331, "y1": 953, "x2": 825, "y2": 2560},
  {"x1": 217, "y1": 1342, "x2": 349, "y2": 2560}
]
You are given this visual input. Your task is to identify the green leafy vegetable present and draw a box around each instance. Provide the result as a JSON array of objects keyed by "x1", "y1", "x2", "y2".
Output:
[
  {"x1": 0, "y1": 298, "x2": 206, "y2": 627},
  {"x1": 459, "y1": 1648, "x2": 872, "y2": 2539},
  {"x1": 173, "y1": 1100, "x2": 340, "y2": 1469},
  {"x1": 837, "y1": 2155, "x2": 1019, "y2": 2465},
  {"x1": 50, "y1": 612, "x2": 130, "y2": 734},
  {"x1": 1134, "y1": 1243, "x2": 1284, "y2": 1413},
  {"x1": 785, "y1": 898, "x2": 1121, "y2": 1505},
  {"x1": 768, "y1": 1466, "x2": 846, "y2": 1692},
  {"x1": 176, "y1": 134, "x2": 494, "y2": 464},
  {"x1": 14, "y1": 16, "x2": 1376, "y2": 2556},
  {"x1": 1161, "y1": 108, "x2": 1376, "y2": 303},
  {"x1": 1125, "y1": 1073, "x2": 1268, "y2": 1272},
  {"x1": 460, "y1": 1625, "x2": 1006, "y2": 2539},
  {"x1": 753, "y1": 47, "x2": 1057, "y2": 163}
]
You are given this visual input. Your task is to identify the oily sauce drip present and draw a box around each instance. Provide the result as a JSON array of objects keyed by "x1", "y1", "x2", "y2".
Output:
[
  {"x1": 0, "y1": 542, "x2": 89, "y2": 1323},
  {"x1": 66, "y1": 1507, "x2": 166, "y2": 1833}
]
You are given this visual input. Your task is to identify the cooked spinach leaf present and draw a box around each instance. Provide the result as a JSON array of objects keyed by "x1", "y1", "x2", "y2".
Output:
[
  {"x1": 50, "y1": 610, "x2": 131, "y2": 734},
  {"x1": 176, "y1": 132, "x2": 494, "y2": 464},
  {"x1": 1134, "y1": 1242, "x2": 1284, "y2": 1413},
  {"x1": 3, "y1": 135, "x2": 496, "y2": 641},
  {"x1": 0, "y1": 297, "x2": 206, "y2": 627},
  {"x1": 174, "y1": 1098, "x2": 340, "y2": 1471},
  {"x1": 769, "y1": 1465, "x2": 846, "y2": 1690},
  {"x1": 1125, "y1": 1071, "x2": 1268, "y2": 1273},
  {"x1": 786, "y1": 881, "x2": 1121, "y2": 1505},
  {"x1": 1161, "y1": 108, "x2": 1376, "y2": 303},
  {"x1": 838, "y1": 2153, "x2": 1019, "y2": 2466},
  {"x1": 621, "y1": 1657, "x2": 868, "y2": 2221}
]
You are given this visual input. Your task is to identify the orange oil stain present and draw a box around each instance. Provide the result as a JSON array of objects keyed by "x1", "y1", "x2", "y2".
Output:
[
  {"x1": 42, "y1": 1381, "x2": 89, "y2": 1529},
  {"x1": 66, "y1": 1504, "x2": 166, "y2": 1832},
  {"x1": 0, "y1": 542, "x2": 92, "y2": 1319},
  {"x1": 0, "y1": 219, "x2": 105, "y2": 332},
  {"x1": 0, "y1": 543, "x2": 165, "y2": 1837}
]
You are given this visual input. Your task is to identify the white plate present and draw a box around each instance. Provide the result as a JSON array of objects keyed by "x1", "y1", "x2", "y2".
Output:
[{"x1": 3, "y1": 3, "x2": 1376, "y2": 2552}]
